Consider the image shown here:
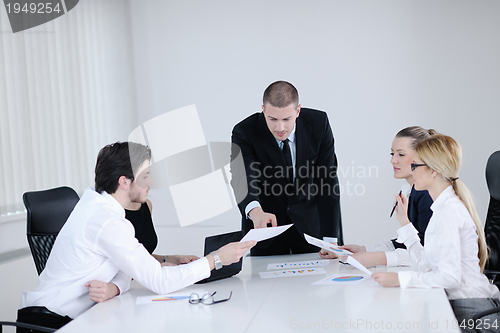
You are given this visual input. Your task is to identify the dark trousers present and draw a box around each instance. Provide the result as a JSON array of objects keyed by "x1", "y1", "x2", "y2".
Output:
[
  {"x1": 250, "y1": 223, "x2": 319, "y2": 256},
  {"x1": 17, "y1": 307, "x2": 72, "y2": 333},
  {"x1": 450, "y1": 298, "x2": 500, "y2": 333}
]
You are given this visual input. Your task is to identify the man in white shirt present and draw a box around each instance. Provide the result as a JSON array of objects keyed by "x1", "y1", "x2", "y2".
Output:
[{"x1": 18, "y1": 142, "x2": 256, "y2": 332}]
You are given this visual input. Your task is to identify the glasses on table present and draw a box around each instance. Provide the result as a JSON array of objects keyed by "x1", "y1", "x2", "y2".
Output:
[
  {"x1": 189, "y1": 291, "x2": 232, "y2": 305},
  {"x1": 411, "y1": 163, "x2": 427, "y2": 171}
]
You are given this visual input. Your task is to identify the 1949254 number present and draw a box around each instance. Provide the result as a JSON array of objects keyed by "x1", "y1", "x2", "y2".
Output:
[
  {"x1": 460, "y1": 318, "x2": 499, "y2": 330},
  {"x1": 5, "y1": 2, "x2": 62, "y2": 14}
]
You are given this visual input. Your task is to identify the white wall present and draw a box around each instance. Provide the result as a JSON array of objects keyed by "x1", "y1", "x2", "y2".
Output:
[{"x1": 128, "y1": 0, "x2": 500, "y2": 249}]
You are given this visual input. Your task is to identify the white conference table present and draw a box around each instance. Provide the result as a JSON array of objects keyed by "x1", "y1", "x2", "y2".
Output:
[{"x1": 57, "y1": 253, "x2": 461, "y2": 333}]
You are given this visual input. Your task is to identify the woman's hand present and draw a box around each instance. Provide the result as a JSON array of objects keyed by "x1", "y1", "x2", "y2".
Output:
[
  {"x1": 167, "y1": 255, "x2": 199, "y2": 265},
  {"x1": 372, "y1": 272, "x2": 400, "y2": 287},
  {"x1": 395, "y1": 193, "x2": 410, "y2": 227},
  {"x1": 350, "y1": 252, "x2": 386, "y2": 268},
  {"x1": 319, "y1": 249, "x2": 339, "y2": 259},
  {"x1": 339, "y1": 244, "x2": 366, "y2": 254}
]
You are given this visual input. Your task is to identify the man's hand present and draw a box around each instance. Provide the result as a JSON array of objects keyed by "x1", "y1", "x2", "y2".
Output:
[
  {"x1": 209, "y1": 241, "x2": 257, "y2": 269},
  {"x1": 85, "y1": 281, "x2": 120, "y2": 303},
  {"x1": 249, "y1": 207, "x2": 277, "y2": 228},
  {"x1": 339, "y1": 244, "x2": 366, "y2": 253},
  {"x1": 372, "y1": 272, "x2": 400, "y2": 287}
]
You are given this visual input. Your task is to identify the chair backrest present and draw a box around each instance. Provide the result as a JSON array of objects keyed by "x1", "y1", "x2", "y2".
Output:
[
  {"x1": 486, "y1": 150, "x2": 500, "y2": 201},
  {"x1": 22, "y1": 186, "x2": 79, "y2": 275},
  {"x1": 485, "y1": 151, "x2": 500, "y2": 273}
]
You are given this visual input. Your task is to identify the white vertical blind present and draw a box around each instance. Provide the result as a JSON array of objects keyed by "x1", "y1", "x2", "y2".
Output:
[{"x1": 0, "y1": 0, "x2": 137, "y2": 215}]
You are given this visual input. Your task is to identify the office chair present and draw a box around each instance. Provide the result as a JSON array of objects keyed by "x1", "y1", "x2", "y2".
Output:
[
  {"x1": 0, "y1": 321, "x2": 56, "y2": 332},
  {"x1": 23, "y1": 186, "x2": 80, "y2": 275},
  {"x1": 484, "y1": 151, "x2": 500, "y2": 283},
  {"x1": 473, "y1": 151, "x2": 500, "y2": 332}
]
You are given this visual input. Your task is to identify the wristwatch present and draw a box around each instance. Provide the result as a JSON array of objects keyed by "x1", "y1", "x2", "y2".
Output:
[{"x1": 210, "y1": 251, "x2": 223, "y2": 270}]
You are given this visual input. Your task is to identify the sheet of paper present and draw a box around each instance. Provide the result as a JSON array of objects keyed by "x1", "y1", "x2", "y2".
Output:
[
  {"x1": 259, "y1": 267, "x2": 326, "y2": 279},
  {"x1": 346, "y1": 256, "x2": 372, "y2": 276},
  {"x1": 240, "y1": 224, "x2": 293, "y2": 243},
  {"x1": 135, "y1": 289, "x2": 207, "y2": 305},
  {"x1": 267, "y1": 259, "x2": 330, "y2": 270},
  {"x1": 303, "y1": 233, "x2": 353, "y2": 255},
  {"x1": 312, "y1": 274, "x2": 370, "y2": 285}
]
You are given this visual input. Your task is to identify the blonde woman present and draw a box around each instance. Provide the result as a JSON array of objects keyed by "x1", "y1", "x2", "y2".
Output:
[
  {"x1": 321, "y1": 126, "x2": 436, "y2": 267},
  {"x1": 373, "y1": 134, "x2": 500, "y2": 332}
]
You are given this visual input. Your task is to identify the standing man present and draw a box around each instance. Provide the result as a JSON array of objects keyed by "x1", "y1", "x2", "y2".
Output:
[
  {"x1": 231, "y1": 81, "x2": 342, "y2": 255},
  {"x1": 18, "y1": 142, "x2": 255, "y2": 331}
]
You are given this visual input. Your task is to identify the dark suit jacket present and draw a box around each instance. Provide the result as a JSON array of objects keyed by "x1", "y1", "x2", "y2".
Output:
[
  {"x1": 392, "y1": 186, "x2": 433, "y2": 249},
  {"x1": 230, "y1": 108, "x2": 343, "y2": 244}
]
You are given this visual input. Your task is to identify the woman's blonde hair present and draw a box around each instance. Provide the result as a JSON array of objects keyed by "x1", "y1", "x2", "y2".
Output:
[{"x1": 415, "y1": 134, "x2": 488, "y2": 272}]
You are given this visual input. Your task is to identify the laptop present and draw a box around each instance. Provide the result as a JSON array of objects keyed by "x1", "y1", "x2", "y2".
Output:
[{"x1": 196, "y1": 230, "x2": 245, "y2": 284}]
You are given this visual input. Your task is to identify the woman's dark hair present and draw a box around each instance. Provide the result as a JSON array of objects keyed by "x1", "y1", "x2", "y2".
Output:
[{"x1": 95, "y1": 142, "x2": 151, "y2": 194}]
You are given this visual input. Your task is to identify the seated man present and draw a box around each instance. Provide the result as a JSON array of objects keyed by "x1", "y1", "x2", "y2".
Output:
[{"x1": 18, "y1": 142, "x2": 255, "y2": 332}]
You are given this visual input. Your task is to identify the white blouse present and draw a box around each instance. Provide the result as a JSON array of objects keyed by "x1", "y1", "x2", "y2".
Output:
[
  {"x1": 396, "y1": 186, "x2": 499, "y2": 300},
  {"x1": 21, "y1": 188, "x2": 210, "y2": 318}
]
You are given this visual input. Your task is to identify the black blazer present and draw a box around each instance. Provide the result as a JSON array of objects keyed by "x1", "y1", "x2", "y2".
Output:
[
  {"x1": 392, "y1": 186, "x2": 433, "y2": 249},
  {"x1": 230, "y1": 108, "x2": 343, "y2": 244}
]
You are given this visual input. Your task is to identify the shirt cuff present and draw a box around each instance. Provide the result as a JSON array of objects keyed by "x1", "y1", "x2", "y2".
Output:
[
  {"x1": 245, "y1": 201, "x2": 261, "y2": 220},
  {"x1": 398, "y1": 270, "x2": 414, "y2": 289},
  {"x1": 396, "y1": 223, "x2": 420, "y2": 246},
  {"x1": 385, "y1": 251, "x2": 398, "y2": 267},
  {"x1": 110, "y1": 271, "x2": 132, "y2": 295},
  {"x1": 191, "y1": 257, "x2": 211, "y2": 282}
]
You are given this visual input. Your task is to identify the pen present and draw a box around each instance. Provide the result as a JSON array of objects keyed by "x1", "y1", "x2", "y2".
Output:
[{"x1": 390, "y1": 190, "x2": 402, "y2": 218}]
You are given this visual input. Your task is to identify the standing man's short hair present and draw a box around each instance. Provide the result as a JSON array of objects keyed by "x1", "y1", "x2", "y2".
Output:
[
  {"x1": 95, "y1": 142, "x2": 151, "y2": 194},
  {"x1": 263, "y1": 81, "x2": 299, "y2": 108}
]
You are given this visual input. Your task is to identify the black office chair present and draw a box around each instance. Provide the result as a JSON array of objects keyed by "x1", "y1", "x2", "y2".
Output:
[
  {"x1": 0, "y1": 321, "x2": 56, "y2": 332},
  {"x1": 484, "y1": 151, "x2": 500, "y2": 283},
  {"x1": 473, "y1": 151, "x2": 500, "y2": 332},
  {"x1": 0, "y1": 188, "x2": 78, "y2": 332},
  {"x1": 23, "y1": 186, "x2": 79, "y2": 275}
]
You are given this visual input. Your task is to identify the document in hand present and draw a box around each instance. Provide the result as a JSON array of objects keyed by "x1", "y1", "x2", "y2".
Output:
[
  {"x1": 303, "y1": 233, "x2": 353, "y2": 256},
  {"x1": 240, "y1": 224, "x2": 293, "y2": 243}
]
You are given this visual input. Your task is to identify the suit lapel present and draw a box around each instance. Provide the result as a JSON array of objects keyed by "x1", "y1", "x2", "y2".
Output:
[{"x1": 295, "y1": 113, "x2": 311, "y2": 180}]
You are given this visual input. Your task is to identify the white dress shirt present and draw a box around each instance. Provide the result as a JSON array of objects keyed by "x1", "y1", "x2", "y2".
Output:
[
  {"x1": 21, "y1": 188, "x2": 210, "y2": 318},
  {"x1": 365, "y1": 183, "x2": 413, "y2": 267},
  {"x1": 396, "y1": 186, "x2": 499, "y2": 300},
  {"x1": 245, "y1": 125, "x2": 296, "y2": 219}
]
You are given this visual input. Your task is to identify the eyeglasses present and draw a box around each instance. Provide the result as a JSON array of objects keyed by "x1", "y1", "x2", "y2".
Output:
[
  {"x1": 189, "y1": 291, "x2": 232, "y2": 305},
  {"x1": 411, "y1": 163, "x2": 427, "y2": 171}
]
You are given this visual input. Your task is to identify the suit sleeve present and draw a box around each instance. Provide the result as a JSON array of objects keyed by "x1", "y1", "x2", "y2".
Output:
[
  {"x1": 314, "y1": 113, "x2": 343, "y2": 244},
  {"x1": 230, "y1": 124, "x2": 261, "y2": 219}
]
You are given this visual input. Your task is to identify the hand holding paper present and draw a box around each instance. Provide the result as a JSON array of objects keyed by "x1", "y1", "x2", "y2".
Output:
[
  {"x1": 304, "y1": 234, "x2": 353, "y2": 256},
  {"x1": 240, "y1": 224, "x2": 293, "y2": 243}
]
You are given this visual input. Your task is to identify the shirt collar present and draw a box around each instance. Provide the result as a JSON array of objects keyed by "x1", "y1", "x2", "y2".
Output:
[
  {"x1": 430, "y1": 185, "x2": 455, "y2": 212},
  {"x1": 86, "y1": 187, "x2": 125, "y2": 217}
]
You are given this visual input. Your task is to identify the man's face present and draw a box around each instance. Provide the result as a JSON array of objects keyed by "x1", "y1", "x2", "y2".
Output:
[
  {"x1": 129, "y1": 159, "x2": 152, "y2": 204},
  {"x1": 262, "y1": 103, "x2": 301, "y2": 141}
]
